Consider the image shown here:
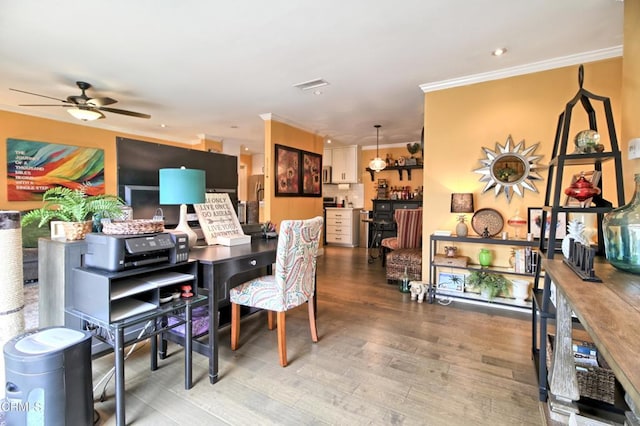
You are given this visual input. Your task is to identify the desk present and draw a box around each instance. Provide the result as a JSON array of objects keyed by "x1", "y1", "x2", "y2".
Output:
[
  {"x1": 67, "y1": 295, "x2": 206, "y2": 426},
  {"x1": 180, "y1": 239, "x2": 278, "y2": 383},
  {"x1": 543, "y1": 259, "x2": 640, "y2": 423}
]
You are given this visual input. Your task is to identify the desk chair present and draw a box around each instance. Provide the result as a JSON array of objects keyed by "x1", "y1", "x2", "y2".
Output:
[
  {"x1": 230, "y1": 216, "x2": 323, "y2": 367},
  {"x1": 380, "y1": 209, "x2": 423, "y2": 282}
]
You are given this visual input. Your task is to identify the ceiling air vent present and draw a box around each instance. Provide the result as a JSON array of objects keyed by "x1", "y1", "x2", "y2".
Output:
[{"x1": 293, "y1": 78, "x2": 330, "y2": 91}]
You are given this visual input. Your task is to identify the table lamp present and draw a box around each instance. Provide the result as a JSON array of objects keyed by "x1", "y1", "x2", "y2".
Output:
[
  {"x1": 159, "y1": 167, "x2": 206, "y2": 248},
  {"x1": 450, "y1": 193, "x2": 474, "y2": 237}
]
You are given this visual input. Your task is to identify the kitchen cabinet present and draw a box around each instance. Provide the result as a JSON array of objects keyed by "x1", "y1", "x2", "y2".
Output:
[
  {"x1": 251, "y1": 153, "x2": 265, "y2": 175},
  {"x1": 323, "y1": 148, "x2": 332, "y2": 167},
  {"x1": 326, "y1": 145, "x2": 361, "y2": 183},
  {"x1": 325, "y1": 208, "x2": 360, "y2": 247}
]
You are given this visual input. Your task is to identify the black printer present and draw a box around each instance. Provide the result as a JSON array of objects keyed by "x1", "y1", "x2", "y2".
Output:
[{"x1": 84, "y1": 232, "x2": 189, "y2": 272}]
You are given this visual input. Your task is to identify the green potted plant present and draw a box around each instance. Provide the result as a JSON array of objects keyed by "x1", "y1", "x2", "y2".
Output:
[
  {"x1": 21, "y1": 186, "x2": 125, "y2": 240},
  {"x1": 466, "y1": 270, "x2": 510, "y2": 300}
]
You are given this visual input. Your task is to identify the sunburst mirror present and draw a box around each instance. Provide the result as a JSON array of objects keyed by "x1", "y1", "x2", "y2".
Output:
[{"x1": 473, "y1": 135, "x2": 544, "y2": 203}]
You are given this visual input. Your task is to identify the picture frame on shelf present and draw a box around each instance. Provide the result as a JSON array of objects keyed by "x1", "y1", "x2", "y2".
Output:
[
  {"x1": 437, "y1": 272, "x2": 465, "y2": 292},
  {"x1": 527, "y1": 208, "x2": 567, "y2": 239}
]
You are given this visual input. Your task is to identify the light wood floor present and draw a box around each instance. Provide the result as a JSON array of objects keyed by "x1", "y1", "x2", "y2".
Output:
[{"x1": 91, "y1": 246, "x2": 541, "y2": 425}]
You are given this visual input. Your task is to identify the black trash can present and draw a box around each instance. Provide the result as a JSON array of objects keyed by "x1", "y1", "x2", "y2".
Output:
[{"x1": 4, "y1": 327, "x2": 93, "y2": 426}]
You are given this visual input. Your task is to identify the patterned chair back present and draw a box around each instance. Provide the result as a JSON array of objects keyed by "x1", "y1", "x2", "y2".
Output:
[
  {"x1": 394, "y1": 208, "x2": 422, "y2": 249},
  {"x1": 274, "y1": 216, "x2": 324, "y2": 307}
]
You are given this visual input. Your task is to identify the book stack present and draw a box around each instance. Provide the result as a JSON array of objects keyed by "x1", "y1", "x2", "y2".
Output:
[
  {"x1": 513, "y1": 247, "x2": 539, "y2": 274},
  {"x1": 573, "y1": 340, "x2": 599, "y2": 371}
]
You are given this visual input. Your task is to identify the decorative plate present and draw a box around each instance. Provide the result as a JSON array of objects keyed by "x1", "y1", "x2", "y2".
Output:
[{"x1": 471, "y1": 208, "x2": 504, "y2": 237}]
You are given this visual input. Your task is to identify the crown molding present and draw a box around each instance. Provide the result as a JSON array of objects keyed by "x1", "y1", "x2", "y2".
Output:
[
  {"x1": 260, "y1": 112, "x2": 322, "y2": 137},
  {"x1": 419, "y1": 46, "x2": 623, "y2": 93}
]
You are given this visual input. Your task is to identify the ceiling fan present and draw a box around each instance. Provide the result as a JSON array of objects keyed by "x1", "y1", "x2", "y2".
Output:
[{"x1": 10, "y1": 81, "x2": 151, "y2": 121}]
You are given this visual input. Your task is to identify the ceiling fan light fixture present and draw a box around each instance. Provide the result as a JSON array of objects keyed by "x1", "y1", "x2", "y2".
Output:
[
  {"x1": 67, "y1": 107, "x2": 104, "y2": 121},
  {"x1": 492, "y1": 47, "x2": 508, "y2": 56},
  {"x1": 368, "y1": 124, "x2": 386, "y2": 172}
]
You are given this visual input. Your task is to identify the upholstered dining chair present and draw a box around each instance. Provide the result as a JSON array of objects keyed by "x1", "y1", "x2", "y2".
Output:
[
  {"x1": 380, "y1": 208, "x2": 423, "y2": 282},
  {"x1": 229, "y1": 216, "x2": 323, "y2": 367}
]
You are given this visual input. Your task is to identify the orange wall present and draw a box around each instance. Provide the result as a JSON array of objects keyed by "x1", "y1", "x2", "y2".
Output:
[
  {"x1": 623, "y1": 0, "x2": 640, "y2": 178},
  {"x1": 422, "y1": 58, "x2": 624, "y2": 271},
  {"x1": 239, "y1": 154, "x2": 252, "y2": 173},
  {"x1": 0, "y1": 110, "x2": 202, "y2": 211},
  {"x1": 263, "y1": 119, "x2": 324, "y2": 231}
]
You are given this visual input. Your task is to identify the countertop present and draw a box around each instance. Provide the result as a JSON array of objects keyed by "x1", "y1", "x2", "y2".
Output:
[{"x1": 324, "y1": 207, "x2": 364, "y2": 210}]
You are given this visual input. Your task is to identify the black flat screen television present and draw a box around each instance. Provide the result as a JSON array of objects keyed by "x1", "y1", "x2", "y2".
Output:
[
  {"x1": 116, "y1": 137, "x2": 239, "y2": 227},
  {"x1": 124, "y1": 185, "x2": 237, "y2": 227}
]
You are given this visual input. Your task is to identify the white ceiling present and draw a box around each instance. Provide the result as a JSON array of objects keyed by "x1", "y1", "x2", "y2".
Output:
[{"x1": 0, "y1": 1, "x2": 624, "y2": 154}]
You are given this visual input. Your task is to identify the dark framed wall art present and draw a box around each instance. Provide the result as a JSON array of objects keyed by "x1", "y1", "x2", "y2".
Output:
[
  {"x1": 275, "y1": 144, "x2": 300, "y2": 196},
  {"x1": 301, "y1": 151, "x2": 322, "y2": 196},
  {"x1": 274, "y1": 144, "x2": 322, "y2": 197}
]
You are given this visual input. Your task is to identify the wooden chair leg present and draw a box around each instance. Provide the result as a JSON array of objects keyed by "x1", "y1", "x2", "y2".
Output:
[
  {"x1": 267, "y1": 310, "x2": 276, "y2": 330},
  {"x1": 308, "y1": 295, "x2": 318, "y2": 343},
  {"x1": 276, "y1": 311, "x2": 287, "y2": 367},
  {"x1": 231, "y1": 302, "x2": 240, "y2": 350}
]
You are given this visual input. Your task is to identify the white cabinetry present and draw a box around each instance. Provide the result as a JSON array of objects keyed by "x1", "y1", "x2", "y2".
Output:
[
  {"x1": 325, "y1": 208, "x2": 359, "y2": 247},
  {"x1": 323, "y1": 148, "x2": 332, "y2": 167},
  {"x1": 251, "y1": 153, "x2": 264, "y2": 175},
  {"x1": 326, "y1": 145, "x2": 360, "y2": 183}
]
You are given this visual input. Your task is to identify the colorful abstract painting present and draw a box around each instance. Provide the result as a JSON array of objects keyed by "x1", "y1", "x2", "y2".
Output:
[{"x1": 6, "y1": 138, "x2": 105, "y2": 201}]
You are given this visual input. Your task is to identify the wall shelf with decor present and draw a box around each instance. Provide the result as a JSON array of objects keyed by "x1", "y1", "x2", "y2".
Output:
[
  {"x1": 530, "y1": 65, "x2": 627, "y2": 421},
  {"x1": 365, "y1": 164, "x2": 422, "y2": 181},
  {"x1": 427, "y1": 234, "x2": 539, "y2": 312}
]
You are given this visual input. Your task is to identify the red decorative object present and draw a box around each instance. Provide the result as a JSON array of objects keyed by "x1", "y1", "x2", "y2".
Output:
[
  {"x1": 180, "y1": 284, "x2": 194, "y2": 298},
  {"x1": 564, "y1": 173, "x2": 601, "y2": 207},
  {"x1": 507, "y1": 211, "x2": 527, "y2": 239}
]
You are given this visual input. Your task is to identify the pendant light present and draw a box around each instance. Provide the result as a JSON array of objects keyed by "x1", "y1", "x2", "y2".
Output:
[{"x1": 369, "y1": 124, "x2": 386, "y2": 172}]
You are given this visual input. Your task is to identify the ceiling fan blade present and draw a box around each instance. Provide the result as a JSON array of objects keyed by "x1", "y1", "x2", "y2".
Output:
[
  {"x1": 87, "y1": 96, "x2": 117, "y2": 107},
  {"x1": 98, "y1": 106, "x2": 151, "y2": 119},
  {"x1": 10, "y1": 88, "x2": 70, "y2": 103}
]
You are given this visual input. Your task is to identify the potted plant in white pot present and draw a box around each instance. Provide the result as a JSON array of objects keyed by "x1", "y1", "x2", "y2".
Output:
[
  {"x1": 21, "y1": 187, "x2": 125, "y2": 240},
  {"x1": 466, "y1": 270, "x2": 510, "y2": 301}
]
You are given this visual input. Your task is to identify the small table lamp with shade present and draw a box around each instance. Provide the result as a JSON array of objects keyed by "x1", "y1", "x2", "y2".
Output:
[
  {"x1": 450, "y1": 193, "x2": 474, "y2": 237},
  {"x1": 159, "y1": 167, "x2": 206, "y2": 249}
]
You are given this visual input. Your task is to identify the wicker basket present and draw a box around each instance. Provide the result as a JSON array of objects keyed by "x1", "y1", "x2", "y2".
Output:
[
  {"x1": 546, "y1": 335, "x2": 615, "y2": 405},
  {"x1": 61, "y1": 221, "x2": 93, "y2": 241},
  {"x1": 101, "y1": 219, "x2": 165, "y2": 235}
]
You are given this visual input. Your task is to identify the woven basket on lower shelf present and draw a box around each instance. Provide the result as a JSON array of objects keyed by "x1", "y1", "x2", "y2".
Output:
[
  {"x1": 101, "y1": 219, "x2": 165, "y2": 235},
  {"x1": 546, "y1": 335, "x2": 616, "y2": 405}
]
